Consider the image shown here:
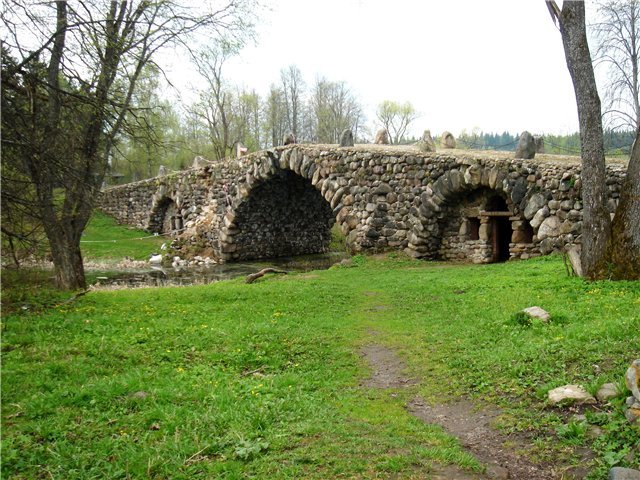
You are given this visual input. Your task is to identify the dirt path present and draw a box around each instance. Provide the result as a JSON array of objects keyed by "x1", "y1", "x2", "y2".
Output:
[{"x1": 360, "y1": 343, "x2": 566, "y2": 480}]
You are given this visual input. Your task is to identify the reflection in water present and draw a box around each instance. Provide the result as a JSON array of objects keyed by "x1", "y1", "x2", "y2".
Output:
[{"x1": 89, "y1": 252, "x2": 348, "y2": 289}]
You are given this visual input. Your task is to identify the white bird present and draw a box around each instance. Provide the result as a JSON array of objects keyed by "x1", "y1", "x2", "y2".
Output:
[{"x1": 149, "y1": 253, "x2": 163, "y2": 264}]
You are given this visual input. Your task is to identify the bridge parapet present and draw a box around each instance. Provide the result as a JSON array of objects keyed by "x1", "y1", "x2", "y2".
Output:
[{"x1": 99, "y1": 145, "x2": 627, "y2": 263}]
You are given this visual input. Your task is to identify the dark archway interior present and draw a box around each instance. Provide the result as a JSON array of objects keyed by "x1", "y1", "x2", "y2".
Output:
[
  {"x1": 486, "y1": 194, "x2": 512, "y2": 262},
  {"x1": 149, "y1": 198, "x2": 180, "y2": 234},
  {"x1": 486, "y1": 195, "x2": 508, "y2": 212},
  {"x1": 231, "y1": 170, "x2": 335, "y2": 261},
  {"x1": 493, "y1": 216, "x2": 512, "y2": 262}
]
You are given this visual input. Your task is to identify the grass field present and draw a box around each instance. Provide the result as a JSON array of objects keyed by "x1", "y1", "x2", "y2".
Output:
[
  {"x1": 81, "y1": 211, "x2": 167, "y2": 261},
  {"x1": 2, "y1": 253, "x2": 639, "y2": 479}
]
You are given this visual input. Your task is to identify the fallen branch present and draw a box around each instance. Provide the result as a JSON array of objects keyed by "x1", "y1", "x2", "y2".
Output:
[
  {"x1": 241, "y1": 366, "x2": 265, "y2": 377},
  {"x1": 59, "y1": 289, "x2": 90, "y2": 306},
  {"x1": 245, "y1": 268, "x2": 288, "y2": 284}
]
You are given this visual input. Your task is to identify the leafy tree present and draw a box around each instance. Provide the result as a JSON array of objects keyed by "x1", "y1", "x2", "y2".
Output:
[
  {"x1": 376, "y1": 100, "x2": 419, "y2": 145},
  {"x1": 548, "y1": 0, "x2": 640, "y2": 280},
  {"x1": 1, "y1": 0, "x2": 256, "y2": 289}
]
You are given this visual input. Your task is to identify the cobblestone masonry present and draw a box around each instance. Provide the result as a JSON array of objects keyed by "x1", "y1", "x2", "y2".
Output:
[{"x1": 99, "y1": 145, "x2": 627, "y2": 263}]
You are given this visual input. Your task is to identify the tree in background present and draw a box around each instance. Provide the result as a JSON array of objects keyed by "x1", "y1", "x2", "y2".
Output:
[
  {"x1": 310, "y1": 78, "x2": 364, "y2": 143},
  {"x1": 1, "y1": 0, "x2": 256, "y2": 289},
  {"x1": 548, "y1": 0, "x2": 640, "y2": 280},
  {"x1": 376, "y1": 100, "x2": 419, "y2": 144},
  {"x1": 592, "y1": 0, "x2": 640, "y2": 131},
  {"x1": 264, "y1": 84, "x2": 288, "y2": 147},
  {"x1": 191, "y1": 41, "x2": 238, "y2": 161},
  {"x1": 111, "y1": 65, "x2": 175, "y2": 180},
  {"x1": 280, "y1": 65, "x2": 305, "y2": 140},
  {"x1": 234, "y1": 89, "x2": 262, "y2": 152}
]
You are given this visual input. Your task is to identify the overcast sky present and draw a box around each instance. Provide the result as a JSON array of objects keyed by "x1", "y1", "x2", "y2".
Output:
[{"x1": 166, "y1": 0, "x2": 602, "y2": 138}]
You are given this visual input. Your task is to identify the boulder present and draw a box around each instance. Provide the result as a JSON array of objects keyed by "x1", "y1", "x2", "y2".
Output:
[
  {"x1": 524, "y1": 193, "x2": 547, "y2": 220},
  {"x1": 625, "y1": 396, "x2": 640, "y2": 423},
  {"x1": 609, "y1": 467, "x2": 640, "y2": 480},
  {"x1": 534, "y1": 135, "x2": 545, "y2": 153},
  {"x1": 283, "y1": 131, "x2": 296, "y2": 145},
  {"x1": 522, "y1": 306, "x2": 550, "y2": 322},
  {"x1": 374, "y1": 128, "x2": 389, "y2": 145},
  {"x1": 548, "y1": 385, "x2": 596, "y2": 405},
  {"x1": 464, "y1": 165, "x2": 483, "y2": 186},
  {"x1": 339, "y1": 128, "x2": 354, "y2": 147},
  {"x1": 530, "y1": 206, "x2": 550, "y2": 229},
  {"x1": 440, "y1": 131, "x2": 456, "y2": 149},
  {"x1": 625, "y1": 359, "x2": 640, "y2": 401},
  {"x1": 537, "y1": 215, "x2": 561, "y2": 240},
  {"x1": 596, "y1": 383, "x2": 620, "y2": 403},
  {"x1": 515, "y1": 131, "x2": 536, "y2": 159},
  {"x1": 417, "y1": 129, "x2": 436, "y2": 152},
  {"x1": 566, "y1": 244, "x2": 583, "y2": 277},
  {"x1": 539, "y1": 237, "x2": 557, "y2": 255}
]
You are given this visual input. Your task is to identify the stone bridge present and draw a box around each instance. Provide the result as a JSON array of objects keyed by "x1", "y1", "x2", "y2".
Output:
[{"x1": 99, "y1": 145, "x2": 627, "y2": 264}]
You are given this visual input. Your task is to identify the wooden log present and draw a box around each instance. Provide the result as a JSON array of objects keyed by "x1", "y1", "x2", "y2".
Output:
[{"x1": 245, "y1": 268, "x2": 288, "y2": 284}]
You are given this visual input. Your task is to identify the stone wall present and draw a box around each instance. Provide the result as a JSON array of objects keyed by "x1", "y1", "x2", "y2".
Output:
[{"x1": 99, "y1": 145, "x2": 627, "y2": 263}]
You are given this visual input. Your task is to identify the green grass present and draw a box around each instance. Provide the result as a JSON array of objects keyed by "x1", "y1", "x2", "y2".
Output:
[
  {"x1": 81, "y1": 211, "x2": 166, "y2": 261},
  {"x1": 2, "y1": 255, "x2": 639, "y2": 479}
]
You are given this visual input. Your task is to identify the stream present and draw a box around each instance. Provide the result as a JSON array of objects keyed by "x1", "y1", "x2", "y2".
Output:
[{"x1": 88, "y1": 252, "x2": 349, "y2": 288}]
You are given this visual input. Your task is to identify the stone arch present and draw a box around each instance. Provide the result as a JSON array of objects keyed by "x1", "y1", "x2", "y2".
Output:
[
  {"x1": 412, "y1": 165, "x2": 532, "y2": 263},
  {"x1": 218, "y1": 147, "x2": 346, "y2": 261},
  {"x1": 148, "y1": 196, "x2": 182, "y2": 234}
]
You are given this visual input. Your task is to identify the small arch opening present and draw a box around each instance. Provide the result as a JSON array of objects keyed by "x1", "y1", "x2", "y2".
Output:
[
  {"x1": 438, "y1": 188, "x2": 516, "y2": 263},
  {"x1": 149, "y1": 197, "x2": 180, "y2": 234},
  {"x1": 521, "y1": 222, "x2": 534, "y2": 243}
]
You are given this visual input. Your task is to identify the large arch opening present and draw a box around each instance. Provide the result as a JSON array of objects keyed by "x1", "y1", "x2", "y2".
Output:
[
  {"x1": 437, "y1": 188, "x2": 515, "y2": 263},
  {"x1": 230, "y1": 170, "x2": 335, "y2": 261}
]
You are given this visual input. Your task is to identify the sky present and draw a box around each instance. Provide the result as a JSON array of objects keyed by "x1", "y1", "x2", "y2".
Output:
[{"x1": 164, "y1": 0, "x2": 602, "y2": 138}]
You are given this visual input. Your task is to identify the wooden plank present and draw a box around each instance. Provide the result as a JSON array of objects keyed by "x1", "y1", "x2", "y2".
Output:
[{"x1": 479, "y1": 210, "x2": 513, "y2": 217}]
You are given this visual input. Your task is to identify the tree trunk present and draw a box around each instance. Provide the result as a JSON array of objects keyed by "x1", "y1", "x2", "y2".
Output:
[
  {"x1": 45, "y1": 224, "x2": 86, "y2": 290},
  {"x1": 605, "y1": 128, "x2": 640, "y2": 279},
  {"x1": 557, "y1": 2, "x2": 612, "y2": 279}
]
